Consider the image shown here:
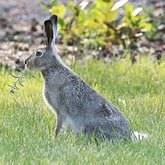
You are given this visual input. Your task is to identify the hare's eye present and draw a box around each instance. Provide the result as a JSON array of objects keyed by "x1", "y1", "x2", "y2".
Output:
[{"x1": 36, "y1": 51, "x2": 43, "y2": 57}]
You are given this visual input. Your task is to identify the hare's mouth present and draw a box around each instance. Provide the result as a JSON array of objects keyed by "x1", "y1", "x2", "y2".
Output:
[{"x1": 25, "y1": 63, "x2": 34, "y2": 70}]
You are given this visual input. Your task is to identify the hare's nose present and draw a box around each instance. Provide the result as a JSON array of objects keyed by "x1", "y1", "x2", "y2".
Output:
[
  {"x1": 25, "y1": 55, "x2": 32, "y2": 64},
  {"x1": 25, "y1": 59, "x2": 27, "y2": 64}
]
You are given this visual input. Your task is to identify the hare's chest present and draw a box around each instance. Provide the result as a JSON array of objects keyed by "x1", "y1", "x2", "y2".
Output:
[{"x1": 43, "y1": 87, "x2": 60, "y2": 112}]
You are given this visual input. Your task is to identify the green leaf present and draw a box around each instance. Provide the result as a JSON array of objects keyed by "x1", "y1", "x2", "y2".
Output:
[
  {"x1": 49, "y1": 5, "x2": 66, "y2": 18},
  {"x1": 125, "y1": 3, "x2": 134, "y2": 15}
]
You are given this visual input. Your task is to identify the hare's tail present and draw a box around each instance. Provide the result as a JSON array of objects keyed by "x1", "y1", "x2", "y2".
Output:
[{"x1": 131, "y1": 131, "x2": 149, "y2": 141}]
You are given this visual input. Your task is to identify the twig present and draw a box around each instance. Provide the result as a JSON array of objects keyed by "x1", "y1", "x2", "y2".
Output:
[{"x1": 9, "y1": 70, "x2": 35, "y2": 94}]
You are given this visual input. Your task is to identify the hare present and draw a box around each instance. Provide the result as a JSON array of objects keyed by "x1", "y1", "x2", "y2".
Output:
[{"x1": 25, "y1": 15, "x2": 137, "y2": 141}]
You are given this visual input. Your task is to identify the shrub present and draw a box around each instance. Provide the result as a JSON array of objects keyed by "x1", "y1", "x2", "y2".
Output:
[{"x1": 41, "y1": 0, "x2": 155, "y2": 53}]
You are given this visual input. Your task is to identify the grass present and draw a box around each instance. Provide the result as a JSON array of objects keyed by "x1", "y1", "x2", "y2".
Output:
[{"x1": 0, "y1": 57, "x2": 165, "y2": 164}]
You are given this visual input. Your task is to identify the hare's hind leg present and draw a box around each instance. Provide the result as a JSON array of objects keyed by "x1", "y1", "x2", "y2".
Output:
[{"x1": 84, "y1": 124, "x2": 104, "y2": 139}]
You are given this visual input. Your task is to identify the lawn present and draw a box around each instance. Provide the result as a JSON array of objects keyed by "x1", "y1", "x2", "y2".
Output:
[{"x1": 0, "y1": 57, "x2": 165, "y2": 165}]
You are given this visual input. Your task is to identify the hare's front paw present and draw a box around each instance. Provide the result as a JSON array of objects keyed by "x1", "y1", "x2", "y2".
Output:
[{"x1": 55, "y1": 113, "x2": 65, "y2": 137}]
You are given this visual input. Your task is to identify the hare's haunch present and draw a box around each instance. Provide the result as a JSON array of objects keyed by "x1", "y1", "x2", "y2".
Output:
[{"x1": 25, "y1": 15, "x2": 142, "y2": 141}]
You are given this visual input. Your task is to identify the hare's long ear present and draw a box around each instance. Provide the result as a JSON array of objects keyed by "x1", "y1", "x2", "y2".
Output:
[
  {"x1": 49, "y1": 15, "x2": 58, "y2": 40},
  {"x1": 44, "y1": 20, "x2": 53, "y2": 47}
]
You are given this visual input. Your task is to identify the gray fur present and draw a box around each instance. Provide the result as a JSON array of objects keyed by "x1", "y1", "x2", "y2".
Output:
[{"x1": 25, "y1": 15, "x2": 134, "y2": 141}]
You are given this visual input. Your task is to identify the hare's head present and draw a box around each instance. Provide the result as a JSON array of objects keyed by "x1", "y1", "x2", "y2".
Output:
[{"x1": 25, "y1": 15, "x2": 59, "y2": 71}]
